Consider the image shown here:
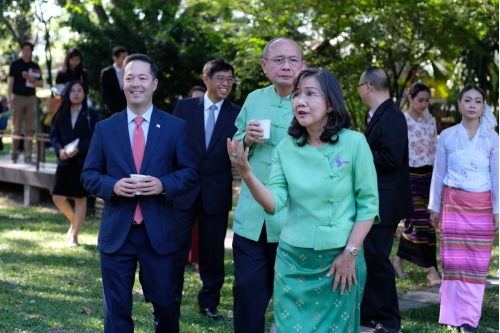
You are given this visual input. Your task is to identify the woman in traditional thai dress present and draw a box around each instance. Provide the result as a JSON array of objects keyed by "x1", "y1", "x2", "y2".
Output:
[
  {"x1": 391, "y1": 83, "x2": 441, "y2": 286},
  {"x1": 428, "y1": 85, "x2": 498, "y2": 333},
  {"x1": 228, "y1": 67, "x2": 379, "y2": 332}
]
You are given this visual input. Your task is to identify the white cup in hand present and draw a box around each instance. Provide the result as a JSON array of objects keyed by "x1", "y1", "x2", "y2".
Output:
[
  {"x1": 130, "y1": 174, "x2": 147, "y2": 195},
  {"x1": 258, "y1": 119, "x2": 271, "y2": 140}
]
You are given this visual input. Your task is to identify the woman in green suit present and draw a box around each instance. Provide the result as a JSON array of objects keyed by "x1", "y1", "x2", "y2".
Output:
[{"x1": 228, "y1": 67, "x2": 379, "y2": 332}]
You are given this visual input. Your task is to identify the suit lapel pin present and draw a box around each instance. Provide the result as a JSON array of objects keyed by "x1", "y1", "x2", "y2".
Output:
[{"x1": 156, "y1": 124, "x2": 160, "y2": 128}]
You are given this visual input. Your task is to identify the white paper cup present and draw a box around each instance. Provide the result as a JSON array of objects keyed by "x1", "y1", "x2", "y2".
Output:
[
  {"x1": 130, "y1": 174, "x2": 147, "y2": 195},
  {"x1": 258, "y1": 119, "x2": 271, "y2": 140}
]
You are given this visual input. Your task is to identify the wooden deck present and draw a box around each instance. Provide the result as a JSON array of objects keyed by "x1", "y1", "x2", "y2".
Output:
[{"x1": 0, "y1": 151, "x2": 56, "y2": 206}]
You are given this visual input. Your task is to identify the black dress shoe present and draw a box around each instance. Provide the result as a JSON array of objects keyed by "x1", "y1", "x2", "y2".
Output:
[
  {"x1": 199, "y1": 307, "x2": 225, "y2": 321},
  {"x1": 460, "y1": 324, "x2": 477, "y2": 333},
  {"x1": 360, "y1": 319, "x2": 377, "y2": 328},
  {"x1": 373, "y1": 323, "x2": 400, "y2": 333}
]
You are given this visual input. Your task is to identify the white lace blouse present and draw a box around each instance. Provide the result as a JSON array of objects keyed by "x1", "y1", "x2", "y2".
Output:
[
  {"x1": 404, "y1": 112, "x2": 437, "y2": 167},
  {"x1": 428, "y1": 123, "x2": 499, "y2": 214}
]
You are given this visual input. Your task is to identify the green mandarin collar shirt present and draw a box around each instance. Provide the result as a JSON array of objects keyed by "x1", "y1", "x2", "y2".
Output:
[
  {"x1": 267, "y1": 130, "x2": 380, "y2": 250},
  {"x1": 233, "y1": 85, "x2": 294, "y2": 242}
]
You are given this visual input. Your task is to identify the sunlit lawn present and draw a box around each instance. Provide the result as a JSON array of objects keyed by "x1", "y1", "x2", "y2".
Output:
[{"x1": 0, "y1": 183, "x2": 497, "y2": 332}]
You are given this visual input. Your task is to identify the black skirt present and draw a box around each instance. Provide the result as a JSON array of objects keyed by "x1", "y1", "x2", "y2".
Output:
[{"x1": 52, "y1": 159, "x2": 89, "y2": 198}]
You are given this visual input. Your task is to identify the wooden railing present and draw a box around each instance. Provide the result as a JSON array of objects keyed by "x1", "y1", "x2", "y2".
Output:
[{"x1": 0, "y1": 130, "x2": 52, "y2": 171}]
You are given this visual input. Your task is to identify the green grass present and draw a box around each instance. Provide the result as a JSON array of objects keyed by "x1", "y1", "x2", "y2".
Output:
[{"x1": 0, "y1": 188, "x2": 497, "y2": 332}]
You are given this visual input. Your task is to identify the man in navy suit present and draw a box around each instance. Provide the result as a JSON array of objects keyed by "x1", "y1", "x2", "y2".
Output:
[
  {"x1": 81, "y1": 54, "x2": 198, "y2": 333},
  {"x1": 100, "y1": 46, "x2": 128, "y2": 118},
  {"x1": 357, "y1": 66, "x2": 413, "y2": 333},
  {"x1": 172, "y1": 59, "x2": 241, "y2": 321}
]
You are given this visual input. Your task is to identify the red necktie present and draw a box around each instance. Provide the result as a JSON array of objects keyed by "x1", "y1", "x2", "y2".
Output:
[{"x1": 133, "y1": 117, "x2": 145, "y2": 223}]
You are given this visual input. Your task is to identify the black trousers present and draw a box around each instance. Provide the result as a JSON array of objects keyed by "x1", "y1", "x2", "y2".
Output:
[
  {"x1": 232, "y1": 226, "x2": 278, "y2": 333},
  {"x1": 174, "y1": 193, "x2": 229, "y2": 310},
  {"x1": 361, "y1": 224, "x2": 401, "y2": 330}
]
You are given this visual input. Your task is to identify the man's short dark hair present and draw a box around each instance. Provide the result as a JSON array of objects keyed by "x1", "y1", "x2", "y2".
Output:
[
  {"x1": 122, "y1": 54, "x2": 158, "y2": 80},
  {"x1": 112, "y1": 46, "x2": 128, "y2": 58},
  {"x1": 203, "y1": 59, "x2": 234, "y2": 77},
  {"x1": 21, "y1": 42, "x2": 34, "y2": 51},
  {"x1": 362, "y1": 66, "x2": 390, "y2": 92},
  {"x1": 262, "y1": 37, "x2": 304, "y2": 60}
]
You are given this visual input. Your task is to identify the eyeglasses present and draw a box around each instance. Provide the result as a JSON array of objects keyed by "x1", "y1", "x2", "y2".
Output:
[
  {"x1": 266, "y1": 56, "x2": 302, "y2": 67},
  {"x1": 210, "y1": 75, "x2": 236, "y2": 85},
  {"x1": 356, "y1": 82, "x2": 371, "y2": 89},
  {"x1": 290, "y1": 92, "x2": 323, "y2": 102}
]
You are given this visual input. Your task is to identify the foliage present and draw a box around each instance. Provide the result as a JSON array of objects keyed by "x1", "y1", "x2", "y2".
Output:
[
  {"x1": 0, "y1": 0, "x2": 497, "y2": 126},
  {"x1": 57, "y1": 0, "x2": 236, "y2": 114}
]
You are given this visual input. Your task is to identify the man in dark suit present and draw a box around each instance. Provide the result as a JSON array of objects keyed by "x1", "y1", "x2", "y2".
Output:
[
  {"x1": 172, "y1": 58, "x2": 241, "y2": 321},
  {"x1": 81, "y1": 54, "x2": 198, "y2": 333},
  {"x1": 100, "y1": 46, "x2": 128, "y2": 118},
  {"x1": 357, "y1": 66, "x2": 413, "y2": 333}
]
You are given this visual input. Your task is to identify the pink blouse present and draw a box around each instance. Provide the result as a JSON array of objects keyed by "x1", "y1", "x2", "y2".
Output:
[{"x1": 404, "y1": 112, "x2": 437, "y2": 167}]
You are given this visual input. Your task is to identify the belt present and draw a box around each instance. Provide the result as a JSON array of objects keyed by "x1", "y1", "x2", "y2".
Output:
[
  {"x1": 444, "y1": 185, "x2": 468, "y2": 192},
  {"x1": 132, "y1": 220, "x2": 144, "y2": 226}
]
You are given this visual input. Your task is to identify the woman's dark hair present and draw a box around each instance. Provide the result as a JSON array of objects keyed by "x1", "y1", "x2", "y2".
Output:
[
  {"x1": 62, "y1": 47, "x2": 84, "y2": 76},
  {"x1": 408, "y1": 82, "x2": 431, "y2": 99},
  {"x1": 288, "y1": 67, "x2": 351, "y2": 146},
  {"x1": 459, "y1": 85, "x2": 485, "y2": 102},
  {"x1": 52, "y1": 81, "x2": 87, "y2": 126}
]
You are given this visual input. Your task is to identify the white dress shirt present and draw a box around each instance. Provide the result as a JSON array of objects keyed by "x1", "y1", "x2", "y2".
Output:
[
  {"x1": 127, "y1": 106, "x2": 153, "y2": 147},
  {"x1": 113, "y1": 63, "x2": 123, "y2": 90},
  {"x1": 428, "y1": 122, "x2": 499, "y2": 214},
  {"x1": 203, "y1": 93, "x2": 224, "y2": 129},
  {"x1": 70, "y1": 106, "x2": 82, "y2": 129}
]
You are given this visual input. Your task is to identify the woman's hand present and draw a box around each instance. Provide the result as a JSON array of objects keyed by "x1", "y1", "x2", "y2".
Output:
[
  {"x1": 326, "y1": 251, "x2": 357, "y2": 296},
  {"x1": 429, "y1": 212, "x2": 440, "y2": 229},
  {"x1": 227, "y1": 138, "x2": 252, "y2": 179},
  {"x1": 59, "y1": 149, "x2": 69, "y2": 160},
  {"x1": 493, "y1": 213, "x2": 499, "y2": 231},
  {"x1": 59, "y1": 148, "x2": 79, "y2": 160}
]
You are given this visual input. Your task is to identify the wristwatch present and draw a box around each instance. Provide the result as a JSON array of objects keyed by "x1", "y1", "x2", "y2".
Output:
[{"x1": 344, "y1": 245, "x2": 359, "y2": 256}]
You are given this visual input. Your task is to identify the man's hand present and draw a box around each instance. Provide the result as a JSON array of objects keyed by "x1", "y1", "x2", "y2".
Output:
[
  {"x1": 21, "y1": 71, "x2": 35, "y2": 84},
  {"x1": 243, "y1": 120, "x2": 265, "y2": 147},
  {"x1": 136, "y1": 176, "x2": 165, "y2": 196},
  {"x1": 113, "y1": 178, "x2": 141, "y2": 197}
]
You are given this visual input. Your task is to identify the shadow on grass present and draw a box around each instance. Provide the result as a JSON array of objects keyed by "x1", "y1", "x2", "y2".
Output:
[{"x1": 401, "y1": 287, "x2": 499, "y2": 333}]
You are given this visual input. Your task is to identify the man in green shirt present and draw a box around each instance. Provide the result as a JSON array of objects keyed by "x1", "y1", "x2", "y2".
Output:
[{"x1": 232, "y1": 37, "x2": 306, "y2": 333}]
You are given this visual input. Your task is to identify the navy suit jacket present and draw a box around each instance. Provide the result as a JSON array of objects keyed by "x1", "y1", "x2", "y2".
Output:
[
  {"x1": 364, "y1": 98, "x2": 413, "y2": 226},
  {"x1": 172, "y1": 96, "x2": 241, "y2": 214},
  {"x1": 81, "y1": 107, "x2": 199, "y2": 254},
  {"x1": 49, "y1": 107, "x2": 99, "y2": 166}
]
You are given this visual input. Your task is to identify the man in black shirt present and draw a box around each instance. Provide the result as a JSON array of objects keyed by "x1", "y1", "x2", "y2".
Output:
[{"x1": 7, "y1": 42, "x2": 43, "y2": 164}]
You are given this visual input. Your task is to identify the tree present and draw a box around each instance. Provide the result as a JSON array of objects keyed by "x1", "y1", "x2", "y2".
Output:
[{"x1": 58, "y1": 0, "x2": 231, "y2": 114}]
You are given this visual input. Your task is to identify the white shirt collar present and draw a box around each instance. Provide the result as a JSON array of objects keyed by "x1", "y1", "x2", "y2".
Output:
[
  {"x1": 113, "y1": 63, "x2": 122, "y2": 73},
  {"x1": 203, "y1": 93, "x2": 224, "y2": 111},
  {"x1": 127, "y1": 105, "x2": 153, "y2": 124}
]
